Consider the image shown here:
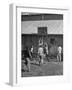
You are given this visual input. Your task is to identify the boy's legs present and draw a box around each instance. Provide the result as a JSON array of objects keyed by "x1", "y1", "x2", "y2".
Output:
[
  {"x1": 46, "y1": 53, "x2": 49, "y2": 62},
  {"x1": 26, "y1": 58, "x2": 30, "y2": 71},
  {"x1": 41, "y1": 54, "x2": 44, "y2": 64},
  {"x1": 57, "y1": 53, "x2": 59, "y2": 62},
  {"x1": 39, "y1": 55, "x2": 41, "y2": 65},
  {"x1": 39, "y1": 54, "x2": 44, "y2": 65},
  {"x1": 57, "y1": 53, "x2": 61, "y2": 62},
  {"x1": 59, "y1": 53, "x2": 61, "y2": 62}
]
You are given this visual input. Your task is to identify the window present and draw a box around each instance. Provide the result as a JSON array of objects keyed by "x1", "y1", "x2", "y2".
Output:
[{"x1": 38, "y1": 27, "x2": 47, "y2": 35}]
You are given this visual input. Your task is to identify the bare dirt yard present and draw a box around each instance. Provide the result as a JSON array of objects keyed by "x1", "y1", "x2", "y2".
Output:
[{"x1": 21, "y1": 60, "x2": 63, "y2": 77}]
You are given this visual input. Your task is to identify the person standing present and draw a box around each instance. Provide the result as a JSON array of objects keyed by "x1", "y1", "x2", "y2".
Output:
[
  {"x1": 38, "y1": 46, "x2": 44, "y2": 65},
  {"x1": 24, "y1": 47, "x2": 31, "y2": 72},
  {"x1": 57, "y1": 46, "x2": 62, "y2": 62}
]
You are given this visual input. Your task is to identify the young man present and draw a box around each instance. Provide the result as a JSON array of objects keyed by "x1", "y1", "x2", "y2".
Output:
[
  {"x1": 57, "y1": 46, "x2": 62, "y2": 62},
  {"x1": 24, "y1": 47, "x2": 31, "y2": 72},
  {"x1": 38, "y1": 46, "x2": 44, "y2": 65}
]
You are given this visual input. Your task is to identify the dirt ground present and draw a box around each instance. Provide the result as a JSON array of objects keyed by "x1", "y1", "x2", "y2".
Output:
[{"x1": 21, "y1": 60, "x2": 63, "y2": 77}]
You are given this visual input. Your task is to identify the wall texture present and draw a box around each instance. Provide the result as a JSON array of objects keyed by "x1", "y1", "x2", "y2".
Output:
[{"x1": 21, "y1": 20, "x2": 63, "y2": 34}]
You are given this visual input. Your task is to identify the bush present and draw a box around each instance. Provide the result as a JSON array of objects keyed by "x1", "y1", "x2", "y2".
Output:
[{"x1": 49, "y1": 45, "x2": 58, "y2": 58}]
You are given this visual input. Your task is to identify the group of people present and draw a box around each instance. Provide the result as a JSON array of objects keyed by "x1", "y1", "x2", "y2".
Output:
[{"x1": 22, "y1": 38, "x2": 62, "y2": 72}]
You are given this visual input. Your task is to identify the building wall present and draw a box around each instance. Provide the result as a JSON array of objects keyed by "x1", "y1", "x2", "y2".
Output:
[
  {"x1": 21, "y1": 20, "x2": 63, "y2": 56},
  {"x1": 22, "y1": 34, "x2": 63, "y2": 54},
  {"x1": 21, "y1": 20, "x2": 63, "y2": 34}
]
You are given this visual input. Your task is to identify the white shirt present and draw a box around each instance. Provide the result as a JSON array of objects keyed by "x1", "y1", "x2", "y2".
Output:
[
  {"x1": 58, "y1": 46, "x2": 62, "y2": 54},
  {"x1": 31, "y1": 47, "x2": 33, "y2": 53},
  {"x1": 38, "y1": 47, "x2": 43, "y2": 55}
]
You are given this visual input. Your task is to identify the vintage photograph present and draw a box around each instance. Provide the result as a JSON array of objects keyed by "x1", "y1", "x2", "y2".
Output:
[{"x1": 21, "y1": 12, "x2": 63, "y2": 77}]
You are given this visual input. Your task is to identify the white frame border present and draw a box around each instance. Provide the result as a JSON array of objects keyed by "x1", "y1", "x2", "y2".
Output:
[{"x1": 9, "y1": 4, "x2": 70, "y2": 86}]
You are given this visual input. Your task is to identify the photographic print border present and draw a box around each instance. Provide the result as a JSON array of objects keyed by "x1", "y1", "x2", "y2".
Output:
[{"x1": 9, "y1": 4, "x2": 70, "y2": 86}]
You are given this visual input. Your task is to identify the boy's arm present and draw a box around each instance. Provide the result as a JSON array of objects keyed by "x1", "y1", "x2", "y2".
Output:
[{"x1": 29, "y1": 50, "x2": 32, "y2": 59}]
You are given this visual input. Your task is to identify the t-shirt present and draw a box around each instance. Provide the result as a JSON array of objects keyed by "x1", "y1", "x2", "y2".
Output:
[
  {"x1": 58, "y1": 46, "x2": 62, "y2": 54},
  {"x1": 38, "y1": 47, "x2": 43, "y2": 55}
]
